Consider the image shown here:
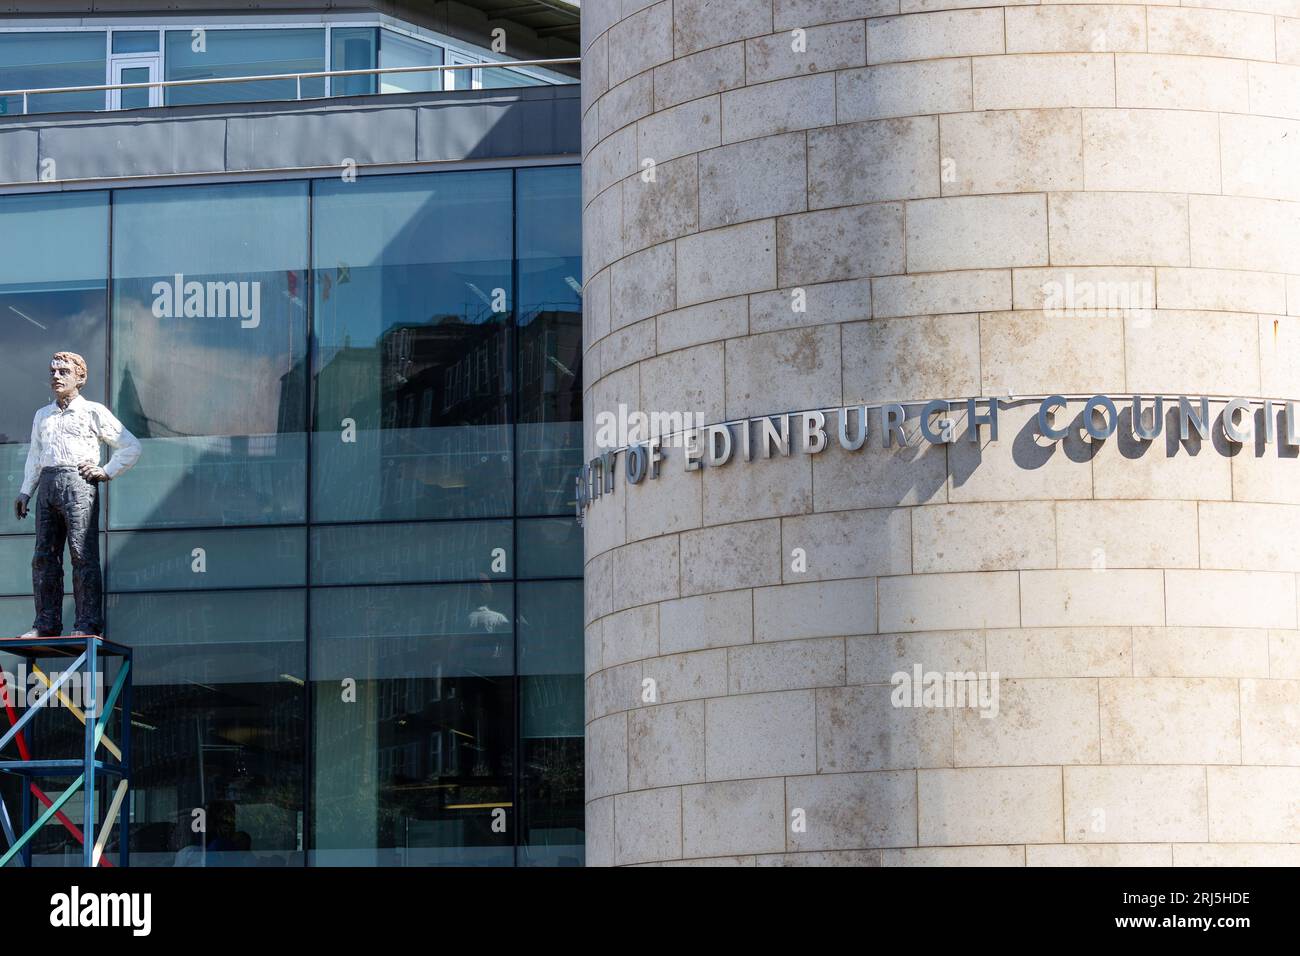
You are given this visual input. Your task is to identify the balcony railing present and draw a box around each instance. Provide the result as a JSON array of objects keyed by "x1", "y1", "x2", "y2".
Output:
[{"x1": 0, "y1": 57, "x2": 580, "y2": 115}]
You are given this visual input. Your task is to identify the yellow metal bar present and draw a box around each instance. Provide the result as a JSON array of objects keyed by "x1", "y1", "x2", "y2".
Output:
[
  {"x1": 30, "y1": 665, "x2": 122, "y2": 761},
  {"x1": 91, "y1": 780, "x2": 129, "y2": 868}
]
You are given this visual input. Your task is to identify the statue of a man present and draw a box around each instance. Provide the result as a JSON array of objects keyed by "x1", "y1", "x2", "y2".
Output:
[{"x1": 12, "y1": 352, "x2": 141, "y2": 637}]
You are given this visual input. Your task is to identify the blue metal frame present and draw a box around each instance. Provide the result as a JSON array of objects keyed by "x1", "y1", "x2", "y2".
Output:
[{"x1": 0, "y1": 635, "x2": 132, "y2": 867}]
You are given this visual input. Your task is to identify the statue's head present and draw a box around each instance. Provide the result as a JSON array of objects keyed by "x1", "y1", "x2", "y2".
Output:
[{"x1": 49, "y1": 351, "x2": 87, "y2": 402}]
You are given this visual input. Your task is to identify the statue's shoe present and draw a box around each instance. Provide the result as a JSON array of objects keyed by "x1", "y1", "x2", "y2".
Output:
[{"x1": 18, "y1": 628, "x2": 60, "y2": 638}]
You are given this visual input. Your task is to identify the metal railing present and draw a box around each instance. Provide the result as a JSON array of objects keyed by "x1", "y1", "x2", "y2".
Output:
[{"x1": 0, "y1": 57, "x2": 580, "y2": 115}]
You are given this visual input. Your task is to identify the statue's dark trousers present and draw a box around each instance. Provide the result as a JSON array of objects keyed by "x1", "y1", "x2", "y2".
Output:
[{"x1": 31, "y1": 465, "x2": 102, "y2": 636}]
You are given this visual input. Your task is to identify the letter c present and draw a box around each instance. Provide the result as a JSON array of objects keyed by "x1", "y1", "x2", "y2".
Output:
[{"x1": 1038, "y1": 395, "x2": 1069, "y2": 440}]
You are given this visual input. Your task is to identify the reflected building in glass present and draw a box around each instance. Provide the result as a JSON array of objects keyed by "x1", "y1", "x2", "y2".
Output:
[{"x1": 0, "y1": 1, "x2": 582, "y2": 867}]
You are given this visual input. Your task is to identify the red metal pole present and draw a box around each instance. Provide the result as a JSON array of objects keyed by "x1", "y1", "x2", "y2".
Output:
[{"x1": 0, "y1": 670, "x2": 113, "y2": 866}]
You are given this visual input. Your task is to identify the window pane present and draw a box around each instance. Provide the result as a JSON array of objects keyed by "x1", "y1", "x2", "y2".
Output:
[
  {"x1": 445, "y1": 57, "x2": 475, "y2": 91},
  {"x1": 0, "y1": 595, "x2": 73, "y2": 635},
  {"x1": 0, "y1": 535, "x2": 34, "y2": 596},
  {"x1": 515, "y1": 166, "x2": 582, "y2": 516},
  {"x1": 119, "y1": 66, "x2": 152, "y2": 110},
  {"x1": 112, "y1": 31, "x2": 159, "y2": 54},
  {"x1": 378, "y1": 30, "x2": 442, "y2": 94},
  {"x1": 311, "y1": 583, "x2": 514, "y2": 865},
  {"x1": 481, "y1": 67, "x2": 550, "y2": 89},
  {"x1": 516, "y1": 580, "x2": 582, "y2": 865},
  {"x1": 105, "y1": 589, "x2": 305, "y2": 866},
  {"x1": 0, "y1": 191, "x2": 108, "y2": 535},
  {"x1": 516, "y1": 516, "x2": 581, "y2": 579},
  {"x1": 0, "y1": 32, "x2": 106, "y2": 114},
  {"x1": 311, "y1": 171, "x2": 513, "y2": 523},
  {"x1": 330, "y1": 27, "x2": 376, "y2": 97},
  {"x1": 110, "y1": 181, "x2": 309, "y2": 529},
  {"x1": 310, "y1": 520, "x2": 511, "y2": 586},
  {"x1": 165, "y1": 28, "x2": 326, "y2": 105},
  {"x1": 0, "y1": 534, "x2": 104, "y2": 596},
  {"x1": 107, "y1": 527, "x2": 306, "y2": 591}
]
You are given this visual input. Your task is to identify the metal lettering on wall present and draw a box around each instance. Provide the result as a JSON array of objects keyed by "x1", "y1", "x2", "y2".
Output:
[{"x1": 574, "y1": 394, "x2": 1300, "y2": 518}]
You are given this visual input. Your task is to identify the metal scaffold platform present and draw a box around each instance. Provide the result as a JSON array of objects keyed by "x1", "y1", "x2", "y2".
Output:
[{"x1": 0, "y1": 635, "x2": 131, "y2": 867}]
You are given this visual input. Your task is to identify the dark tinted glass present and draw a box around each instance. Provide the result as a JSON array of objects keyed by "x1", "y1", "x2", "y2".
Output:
[
  {"x1": 517, "y1": 516, "x2": 583, "y2": 579},
  {"x1": 310, "y1": 583, "x2": 514, "y2": 865},
  {"x1": 516, "y1": 580, "x2": 583, "y2": 865},
  {"x1": 107, "y1": 527, "x2": 306, "y2": 591},
  {"x1": 0, "y1": 596, "x2": 73, "y2": 635},
  {"x1": 515, "y1": 166, "x2": 582, "y2": 515},
  {"x1": 0, "y1": 534, "x2": 104, "y2": 596},
  {"x1": 0, "y1": 165, "x2": 582, "y2": 866},
  {"x1": 310, "y1": 520, "x2": 511, "y2": 586},
  {"x1": 311, "y1": 171, "x2": 513, "y2": 522},
  {"x1": 107, "y1": 589, "x2": 306, "y2": 866}
]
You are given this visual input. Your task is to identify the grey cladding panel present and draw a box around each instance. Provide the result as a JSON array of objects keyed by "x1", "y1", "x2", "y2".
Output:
[
  {"x1": 226, "y1": 107, "x2": 418, "y2": 171},
  {"x1": 0, "y1": 128, "x2": 38, "y2": 183},
  {"x1": 418, "y1": 90, "x2": 580, "y2": 161},
  {"x1": 39, "y1": 119, "x2": 226, "y2": 180},
  {"x1": 0, "y1": 86, "x2": 577, "y2": 186}
]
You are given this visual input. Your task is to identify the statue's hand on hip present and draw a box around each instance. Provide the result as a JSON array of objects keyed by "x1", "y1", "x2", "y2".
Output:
[
  {"x1": 13, "y1": 494, "x2": 29, "y2": 520},
  {"x1": 77, "y1": 462, "x2": 108, "y2": 483}
]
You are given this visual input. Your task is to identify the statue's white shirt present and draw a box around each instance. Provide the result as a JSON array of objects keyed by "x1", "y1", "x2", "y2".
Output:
[{"x1": 20, "y1": 395, "x2": 141, "y2": 496}]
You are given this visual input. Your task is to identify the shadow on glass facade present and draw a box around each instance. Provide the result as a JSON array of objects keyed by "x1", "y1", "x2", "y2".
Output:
[{"x1": 0, "y1": 165, "x2": 583, "y2": 866}]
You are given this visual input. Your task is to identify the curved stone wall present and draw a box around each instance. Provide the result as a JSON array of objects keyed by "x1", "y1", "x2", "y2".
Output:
[{"x1": 581, "y1": 0, "x2": 1300, "y2": 866}]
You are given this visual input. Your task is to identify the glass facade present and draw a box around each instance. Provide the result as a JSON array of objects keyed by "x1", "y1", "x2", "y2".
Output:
[
  {"x1": 0, "y1": 21, "x2": 569, "y2": 115},
  {"x1": 0, "y1": 32, "x2": 106, "y2": 114},
  {"x1": 0, "y1": 165, "x2": 583, "y2": 866},
  {"x1": 164, "y1": 28, "x2": 327, "y2": 104}
]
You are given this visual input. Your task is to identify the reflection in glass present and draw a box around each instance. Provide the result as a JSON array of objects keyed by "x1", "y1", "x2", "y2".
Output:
[
  {"x1": 481, "y1": 67, "x2": 550, "y2": 89},
  {"x1": 110, "y1": 181, "x2": 309, "y2": 529},
  {"x1": 164, "y1": 29, "x2": 326, "y2": 104},
  {"x1": 0, "y1": 191, "x2": 108, "y2": 535},
  {"x1": 379, "y1": 30, "x2": 442, "y2": 94},
  {"x1": 0, "y1": 33, "x2": 107, "y2": 114},
  {"x1": 0, "y1": 596, "x2": 73, "y2": 636},
  {"x1": 107, "y1": 589, "x2": 305, "y2": 866},
  {"x1": 311, "y1": 584, "x2": 514, "y2": 865},
  {"x1": 330, "y1": 27, "x2": 377, "y2": 97},
  {"x1": 517, "y1": 517, "x2": 582, "y2": 579},
  {"x1": 0, "y1": 534, "x2": 104, "y2": 598},
  {"x1": 107, "y1": 527, "x2": 306, "y2": 591},
  {"x1": 0, "y1": 166, "x2": 584, "y2": 865},
  {"x1": 445, "y1": 58, "x2": 475, "y2": 91},
  {"x1": 516, "y1": 580, "x2": 583, "y2": 865},
  {"x1": 310, "y1": 520, "x2": 511, "y2": 586},
  {"x1": 118, "y1": 66, "x2": 153, "y2": 110},
  {"x1": 515, "y1": 167, "x2": 582, "y2": 516},
  {"x1": 311, "y1": 172, "x2": 513, "y2": 523},
  {"x1": 112, "y1": 31, "x2": 160, "y2": 54}
]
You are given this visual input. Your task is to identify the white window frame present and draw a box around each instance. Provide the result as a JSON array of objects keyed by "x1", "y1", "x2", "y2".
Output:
[
  {"x1": 109, "y1": 53, "x2": 161, "y2": 110},
  {"x1": 444, "y1": 50, "x2": 481, "y2": 91},
  {"x1": 0, "y1": 14, "x2": 569, "y2": 111}
]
